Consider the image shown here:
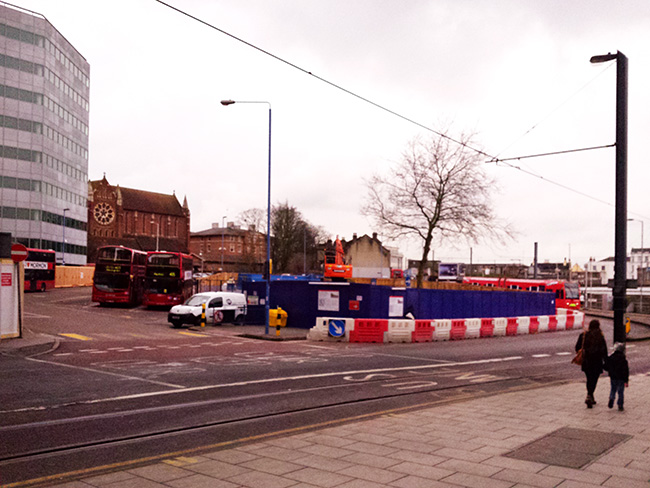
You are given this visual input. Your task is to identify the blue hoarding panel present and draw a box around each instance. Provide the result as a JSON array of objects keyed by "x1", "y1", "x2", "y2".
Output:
[{"x1": 240, "y1": 280, "x2": 557, "y2": 329}]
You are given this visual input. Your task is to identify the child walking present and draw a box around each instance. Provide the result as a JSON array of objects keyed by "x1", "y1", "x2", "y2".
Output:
[{"x1": 605, "y1": 342, "x2": 629, "y2": 411}]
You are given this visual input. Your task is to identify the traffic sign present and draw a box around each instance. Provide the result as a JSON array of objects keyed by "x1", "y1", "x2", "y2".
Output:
[
  {"x1": 10, "y1": 243, "x2": 27, "y2": 263},
  {"x1": 328, "y1": 319, "x2": 345, "y2": 338}
]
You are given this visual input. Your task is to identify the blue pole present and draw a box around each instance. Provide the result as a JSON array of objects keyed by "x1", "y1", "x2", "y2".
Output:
[{"x1": 266, "y1": 106, "x2": 271, "y2": 335}]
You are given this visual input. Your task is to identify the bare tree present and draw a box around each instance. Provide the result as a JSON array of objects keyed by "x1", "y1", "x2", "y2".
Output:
[
  {"x1": 238, "y1": 208, "x2": 266, "y2": 234},
  {"x1": 363, "y1": 131, "x2": 511, "y2": 288}
]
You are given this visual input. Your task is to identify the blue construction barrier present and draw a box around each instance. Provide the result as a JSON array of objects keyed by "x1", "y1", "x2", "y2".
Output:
[{"x1": 240, "y1": 281, "x2": 555, "y2": 329}]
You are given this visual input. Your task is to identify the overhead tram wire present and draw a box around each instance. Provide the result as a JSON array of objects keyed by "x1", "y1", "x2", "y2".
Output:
[
  {"x1": 491, "y1": 63, "x2": 615, "y2": 161},
  {"x1": 155, "y1": 1, "x2": 632, "y2": 213},
  {"x1": 154, "y1": 0, "x2": 490, "y2": 158}
]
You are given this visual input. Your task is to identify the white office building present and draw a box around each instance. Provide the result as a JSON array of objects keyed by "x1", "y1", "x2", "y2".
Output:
[{"x1": 0, "y1": 2, "x2": 89, "y2": 264}]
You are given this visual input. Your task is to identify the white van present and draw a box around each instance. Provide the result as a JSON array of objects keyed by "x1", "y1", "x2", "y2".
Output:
[{"x1": 168, "y1": 291, "x2": 247, "y2": 328}]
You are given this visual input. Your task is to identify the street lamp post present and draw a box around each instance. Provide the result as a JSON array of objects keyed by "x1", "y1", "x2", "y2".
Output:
[
  {"x1": 221, "y1": 99, "x2": 272, "y2": 335},
  {"x1": 628, "y1": 218, "x2": 644, "y2": 313},
  {"x1": 62, "y1": 207, "x2": 70, "y2": 265},
  {"x1": 591, "y1": 51, "x2": 628, "y2": 344}
]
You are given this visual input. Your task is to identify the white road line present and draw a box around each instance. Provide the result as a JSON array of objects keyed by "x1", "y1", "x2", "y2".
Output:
[
  {"x1": 556, "y1": 352, "x2": 573, "y2": 356},
  {"x1": 68, "y1": 355, "x2": 525, "y2": 406},
  {"x1": 25, "y1": 357, "x2": 185, "y2": 389},
  {"x1": 532, "y1": 354, "x2": 551, "y2": 358}
]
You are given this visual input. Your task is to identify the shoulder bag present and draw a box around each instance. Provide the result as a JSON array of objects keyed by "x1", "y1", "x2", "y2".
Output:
[{"x1": 572, "y1": 332, "x2": 585, "y2": 365}]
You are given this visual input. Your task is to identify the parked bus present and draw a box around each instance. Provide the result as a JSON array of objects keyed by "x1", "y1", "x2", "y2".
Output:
[
  {"x1": 92, "y1": 246, "x2": 146, "y2": 305},
  {"x1": 143, "y1": 251, "x2": 194, "y2": 307},
  {"x1": 463, "y1": 277, "x2": 581, "y2": 311},
  {"x1": 24, "y1": 248, "x2": 56, "y2": 292}
]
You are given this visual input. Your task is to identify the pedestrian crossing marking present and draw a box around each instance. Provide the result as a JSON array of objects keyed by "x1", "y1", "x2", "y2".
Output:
[{"x1": 60, "y1": 333, "x2": 93, "y2": 341}]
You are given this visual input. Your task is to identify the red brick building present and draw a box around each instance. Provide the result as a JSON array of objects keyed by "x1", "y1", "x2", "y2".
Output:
[
  {"x1": 87, "y1": 176, "x2": 190, "y2": 263},
  {"x1": 190, "y1": 223, "x2": 266, "y2": 273}
]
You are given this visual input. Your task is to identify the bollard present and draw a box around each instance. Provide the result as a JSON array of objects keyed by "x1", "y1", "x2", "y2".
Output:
[
  {"x1": 201, "y1": 302, "x2": 206, "y2": 327},
  {"x1": 276, "y1": 325, "x2": 281, "y2": 337}
]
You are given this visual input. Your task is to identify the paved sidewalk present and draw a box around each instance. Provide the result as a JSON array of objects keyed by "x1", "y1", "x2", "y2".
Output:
[{"x1": 33, "y1": 373, "x2": 650, "y2": 488}]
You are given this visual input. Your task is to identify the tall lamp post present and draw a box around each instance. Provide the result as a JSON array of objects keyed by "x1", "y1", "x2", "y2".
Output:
[
  {"x1": 221, "y1": 99, "x2": 272, "y2": 335},
  {"x1": 628, "y1": 218, "x2": 644, "y2": 313},
  {"x1": 591, "y1": 51, "x2": 628, "y2": 344},
  {"x1": 62, "y1": 207, "x2": 70, "y2": 265}
]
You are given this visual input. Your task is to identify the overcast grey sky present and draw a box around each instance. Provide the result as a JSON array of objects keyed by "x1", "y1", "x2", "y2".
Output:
[{"x1": 15, "y1": 0, "x2": 650, "y2": 267}]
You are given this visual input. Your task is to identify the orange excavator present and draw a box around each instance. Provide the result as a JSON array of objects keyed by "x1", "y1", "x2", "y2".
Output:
[{"x1": 323, "y1": 236, "x2": 353, "y2": 280}]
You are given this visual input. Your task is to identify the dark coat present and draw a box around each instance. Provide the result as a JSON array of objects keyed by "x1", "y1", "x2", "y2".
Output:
[
  {"x1": 575, "y1": 330, "x2": 607, "y2": 375},
  {"x1": 605, "y1": 351, "x2": 629, "y2": 382}
]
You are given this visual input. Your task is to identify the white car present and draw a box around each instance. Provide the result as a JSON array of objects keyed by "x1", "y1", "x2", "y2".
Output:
[{"x1": 168, "y1": 292, "x2": 247, "y2": 328}]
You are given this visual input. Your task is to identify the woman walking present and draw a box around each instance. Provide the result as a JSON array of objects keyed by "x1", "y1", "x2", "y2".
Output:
[{"x1": 575, "y1": 319, "x2": 608, "y2": 408}]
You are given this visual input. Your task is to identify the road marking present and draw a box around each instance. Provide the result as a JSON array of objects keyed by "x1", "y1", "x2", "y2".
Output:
[
  {"x1": 178, "y1": 331, "x2": 210, "y2": 337},
  {"x1": 23, "y1": 312, "x2": 51, "y2": 319},
  {"x1": 556, "y1": 352, "x2": 572, "y2": 356},
  {"x1": 532, "y1": 354, "x2": 551, "y2": 358},
  {"x1": 60, "y1": 333, "x2": 93, "y2": 341},
  {"x1": 65, "y1": 355, "x2": 525, "y2": 406},
  {"x1": 383, "y1": 380, "x2": 438, "y2": 390},
  {"x1": 25, "y1": 357, "x2": 186, "y2": 389}
]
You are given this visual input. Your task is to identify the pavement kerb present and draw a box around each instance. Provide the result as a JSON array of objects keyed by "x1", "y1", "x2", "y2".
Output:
[{"x1": 0, "y1": 331, "x2": 60, "y2": 357}]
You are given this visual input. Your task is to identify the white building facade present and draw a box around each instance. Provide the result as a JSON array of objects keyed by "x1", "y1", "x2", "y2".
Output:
[{"x1": 0, "y1": 2, "x2": 90, "y2": 264}]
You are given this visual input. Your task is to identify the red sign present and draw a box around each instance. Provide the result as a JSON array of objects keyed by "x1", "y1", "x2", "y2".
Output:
[
  {"x1": 1, "y1": 273, "x2": 11, "y2": 286},
  {"x1": 10, "y1": 243, "x2": 28, "y2": 263}
]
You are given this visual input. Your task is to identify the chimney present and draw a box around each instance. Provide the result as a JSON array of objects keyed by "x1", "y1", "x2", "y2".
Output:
[
  {"x1": 353, "y1": 233, "x2": 357, "y2": 240},
  {"x1": 372, "y1": 232, "x2": 378, "y2": 241}
]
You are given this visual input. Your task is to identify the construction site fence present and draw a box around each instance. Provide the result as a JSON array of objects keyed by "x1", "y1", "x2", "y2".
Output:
[{"x1": 55, "y1": 266, "x2": 95, "y2": 288}]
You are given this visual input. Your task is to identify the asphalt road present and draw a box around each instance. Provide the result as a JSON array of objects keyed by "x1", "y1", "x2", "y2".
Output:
[{"x1": 2, "y1": 287, "x2": 648, "y2": 486}]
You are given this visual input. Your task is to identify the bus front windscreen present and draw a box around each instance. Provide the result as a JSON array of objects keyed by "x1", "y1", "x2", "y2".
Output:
[
  {"x1": 145, "y1": 276, "x2": 182, "y2": 294},
  {"x1": 93, "y1": 272, "x2": 130, "y2": 292},
  {"x1": 565, "y1": 282, "x2": 580, "y2": 299}
]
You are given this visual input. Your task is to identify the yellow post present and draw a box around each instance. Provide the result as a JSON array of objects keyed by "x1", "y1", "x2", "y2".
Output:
[{"x1": 201, "y1": 302, "x2": 206, "y2": 327}]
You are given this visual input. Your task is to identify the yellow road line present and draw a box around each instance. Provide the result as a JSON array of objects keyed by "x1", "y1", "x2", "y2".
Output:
[
  {"x1": 59, "y1": 333, "x2": 93, "y2": 341},
  {"x1": 178, "y1": 331, "x2": 209, "y2": 337}
]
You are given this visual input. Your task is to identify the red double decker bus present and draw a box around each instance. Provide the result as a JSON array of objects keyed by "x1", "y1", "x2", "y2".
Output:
[
  {"x1": 92, "y1": 246, "x2": 146, "y2": 305},
  {"x1": 463, "y1": 277, "x2": 580, "y2": 311},
  {"x1": 143, "y1": 251, "x2": 194, "y2": 307},
  {"x1": 24, "y1": 248, "x2": 56, "y2": 292}
]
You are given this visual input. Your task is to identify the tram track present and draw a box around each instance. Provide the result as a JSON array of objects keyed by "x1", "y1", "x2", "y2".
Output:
[{"x1": 0, "y1": 370, "x2": 566, "y2": 475}]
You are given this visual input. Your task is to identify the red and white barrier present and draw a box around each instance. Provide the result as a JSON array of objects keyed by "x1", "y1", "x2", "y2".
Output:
[{"x1": 307, "y1": 311, "x2": 585, "y2": 343}]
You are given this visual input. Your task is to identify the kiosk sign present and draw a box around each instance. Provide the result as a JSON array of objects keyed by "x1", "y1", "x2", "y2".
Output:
[{"x1": 10, "y1": 243, "x2": 27, "y2": 263}]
